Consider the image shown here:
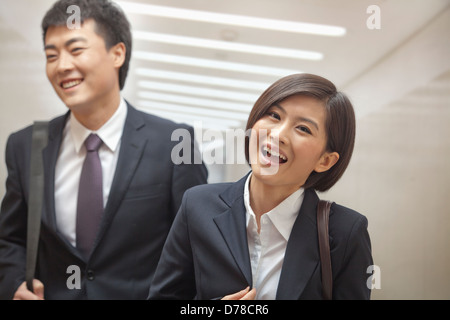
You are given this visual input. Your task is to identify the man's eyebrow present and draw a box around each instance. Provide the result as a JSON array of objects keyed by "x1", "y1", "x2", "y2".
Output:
[
  {"x1": 44, "y1": 37, "x2": 88, "y2": 50},
  {"x1": 273, "y1": 103, "x2": 319, "y2": 131}
]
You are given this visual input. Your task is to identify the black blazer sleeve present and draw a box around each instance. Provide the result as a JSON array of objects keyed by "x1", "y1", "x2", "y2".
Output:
[
  {"x1": 148, "y1": 188, "x2": 197, "y2": 299},
  {"x1": 0, "y1": 129, "x2": 32, "y2": 299},
  {"x1": 170, "y1": 126, "x2": 207, "y2": 219},
  {"x1": 329, "y1": 204, "x2": 373, "y2": 300}
]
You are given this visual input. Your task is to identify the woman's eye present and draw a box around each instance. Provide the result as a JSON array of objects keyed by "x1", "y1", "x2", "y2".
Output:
[
  {"x1": 268, "y1": 111, "x2": 280, "y2": 120},
  {"x1": 298, "y1": 126, "x2": 312, "y2": 134}
]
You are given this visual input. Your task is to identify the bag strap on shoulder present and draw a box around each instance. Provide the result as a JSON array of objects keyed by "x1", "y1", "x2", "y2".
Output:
[
  {"x1": 26, "y1": 121, "x2": 49, "y2": 292},
  {"x1": 317, "y1": 199, "x2": 333, "y2": 300}
]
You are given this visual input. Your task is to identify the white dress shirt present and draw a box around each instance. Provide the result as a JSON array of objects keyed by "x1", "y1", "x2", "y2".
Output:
[
  {"x1": 54, "y1": 98, "x2": 127, "y2": 247},
  {"x1": 244, "y1": 173, "x2": 304, "y2": 300}
]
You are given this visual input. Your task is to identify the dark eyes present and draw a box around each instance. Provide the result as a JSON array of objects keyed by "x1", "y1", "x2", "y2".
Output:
[
  {"x1": 45, "y1": 47, "x2": 84, "y2": 61},
  {"x1": 298, "y1": 126, "x2": 311, "y2": 134},
  {"x1": 265, "y1": 111, "x2": 312, "y2": 134},
  {"x1": 267, "y1": 111, "x2": 280, "y2": 120}
]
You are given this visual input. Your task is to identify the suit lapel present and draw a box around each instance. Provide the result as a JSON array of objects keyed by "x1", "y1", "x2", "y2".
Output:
[
  {"x1": 276, "y1": 188, "x2": 321, "y2": 300},
  {"x1": 41, "y1": 113, "x2": 83, "y2": 256},
  {"x1": 41, "y1": 114, "x2": 67, "y2": 231},
  {"x1": 213, "y1": 174, "x2": 253, "y2": 286},
  {"x1": 41, "y1": 105, "x2": 147, "y2": 258},
  {"x1": 93, "y1": 104, "x2": 147, "y2": 247}
]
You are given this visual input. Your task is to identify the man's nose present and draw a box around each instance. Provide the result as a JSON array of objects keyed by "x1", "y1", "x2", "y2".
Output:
[{"x1": 56, "y1": 51, "x2": 74, "y2": 73}]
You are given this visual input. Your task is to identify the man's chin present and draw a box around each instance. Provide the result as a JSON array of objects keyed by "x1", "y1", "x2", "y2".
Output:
[{"x1": 61, "y1": 99, "x2": 88, "y2": 112}]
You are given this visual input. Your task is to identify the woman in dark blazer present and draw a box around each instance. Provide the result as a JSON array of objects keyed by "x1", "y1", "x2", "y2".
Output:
[{"x1": 148, "y1": 73, "x2": 373, "y2": 300}]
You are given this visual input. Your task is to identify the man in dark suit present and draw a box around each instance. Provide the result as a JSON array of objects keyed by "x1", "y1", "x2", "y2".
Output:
[{"x1": 0, "y1": 0, "x2": 208, "y2": 300}]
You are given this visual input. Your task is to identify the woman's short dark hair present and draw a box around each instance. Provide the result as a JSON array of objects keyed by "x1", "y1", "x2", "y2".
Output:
[
  {"x1": 41, "y1": 0, "x2": 132, "y2": 90},
  {"x1": 245, "y1": 73, "x2": 356, "y2": 192}
]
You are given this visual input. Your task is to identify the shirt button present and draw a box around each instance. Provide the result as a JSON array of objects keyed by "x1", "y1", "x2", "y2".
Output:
[{"x1": 87, "y1": 270, "x2": 95, "y2": 281}]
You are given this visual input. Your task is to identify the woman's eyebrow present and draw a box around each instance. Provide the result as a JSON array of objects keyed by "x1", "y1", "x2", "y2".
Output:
[{"x1": 273, "y1": 103, "x2": 319, "y2": 131}]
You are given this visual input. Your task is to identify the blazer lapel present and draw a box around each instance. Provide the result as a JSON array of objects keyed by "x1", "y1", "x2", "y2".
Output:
[
  {"x1": 94, "y1": 104, "x2": 147, "y2": 247},
  {"x1": 41, "y1": 116, "x2": 63, "y2": 231},
  {"x1": 41, "y1": 113, "x2": 83, "y2": 256},
  {"x1": 276, "y1": 188, "x2": 321, "y2": 300},
  {"x1": 213, "y1": 174, "x2": 253, "y2": 286}
]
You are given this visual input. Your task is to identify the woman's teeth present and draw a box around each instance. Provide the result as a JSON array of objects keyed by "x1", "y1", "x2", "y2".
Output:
[{"x1": 263, "y1": 146, "x2": 287, "y2": 161}]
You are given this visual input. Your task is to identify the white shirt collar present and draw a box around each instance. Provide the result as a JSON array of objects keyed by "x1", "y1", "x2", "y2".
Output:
[
  {"x1": 244, "y1": 172, "x2": 304, "y2": 241},
  {"x1": 70, "y1": 98, "x2": 128, "y2": 154}
]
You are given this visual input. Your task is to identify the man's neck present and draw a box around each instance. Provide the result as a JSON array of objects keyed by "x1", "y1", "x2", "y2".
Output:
[{"x1": 71, "y1": 92, "x2": 121, "y2": 131}]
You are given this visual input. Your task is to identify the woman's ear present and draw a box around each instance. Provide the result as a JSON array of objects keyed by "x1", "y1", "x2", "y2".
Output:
[
  {"x1": 314, "y1": 151, "x2": 339, "y2": 173},
  {"x1": 111, "y1": 42, "x2": 126, "y2": 69}
]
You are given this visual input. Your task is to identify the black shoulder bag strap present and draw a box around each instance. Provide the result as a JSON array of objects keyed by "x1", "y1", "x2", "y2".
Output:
[
  {"x1": 317, "y1": 200, "x2": 333, "y2": 300},
  {"x1": 26, "y1": 121, "x2": 49, "y2": 292}
]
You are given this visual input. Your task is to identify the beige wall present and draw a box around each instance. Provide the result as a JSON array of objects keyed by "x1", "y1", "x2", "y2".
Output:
[
  {"x1": 324, "y1": 8, "x2": 450, "y2": 299},
  {"x1": 325, "y1": 70, "x2": 450, "y2": 299}
]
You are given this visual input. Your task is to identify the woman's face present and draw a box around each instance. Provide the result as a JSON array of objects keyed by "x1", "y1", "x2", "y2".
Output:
[{"x1": 249, "y1": 94, "x2": 339, "y2": 192}]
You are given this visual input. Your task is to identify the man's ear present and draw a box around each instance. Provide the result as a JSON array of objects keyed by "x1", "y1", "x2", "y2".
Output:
[
  {"x1": 111, "y1": 42, "x2": 126, "y2": 69},
  {"x1": 314, "y1": 151, "x2": 339, "y2": 173}
]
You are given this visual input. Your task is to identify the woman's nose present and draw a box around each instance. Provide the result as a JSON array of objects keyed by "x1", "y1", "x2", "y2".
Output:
[{"x1": 269, "y1": 122, "x2": 289, "y2": 145}]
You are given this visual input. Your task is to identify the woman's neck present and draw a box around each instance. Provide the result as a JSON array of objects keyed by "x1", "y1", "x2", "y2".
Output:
[{"x1": 248, "y1": 175, "x2": 299, "y2": 218}]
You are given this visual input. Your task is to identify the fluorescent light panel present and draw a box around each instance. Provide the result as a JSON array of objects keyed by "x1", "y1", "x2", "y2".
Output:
[
  {"x1": 137, "y1": 91, "x2": 252, "y2": 113},
  {"x1": 138, "y1": 80, "x2": 258, "y2": 103},
  {"x1": 137, "y1": 99, "x2": 248, "y2": 121},
  {"x1": 151, "y1": 113, "x2": 233, "y2": 131},
  {"x1": 133, "y1": 30, "x2": 323, "y2": 61},
  {"x1": 116, "y1": 1, "x2": 346, "y2": 37},
  {"x1": 135, "y1": 68, "x2": 270, "y2": 92},
  {"x1": 138, "y1": 103, "x2": 241, "y2": 130},
  {"x1": 133, "y1": 51, "x2": 301, "y2": 77}
]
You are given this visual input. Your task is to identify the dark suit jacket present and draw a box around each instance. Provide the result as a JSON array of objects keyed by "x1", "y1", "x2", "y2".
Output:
[
  {"x1": 0, "y1": 102, "x2": 208, "y2": 300},
  {"x1": 148, "y1": 173, "x2": 373, "y2": 300}
]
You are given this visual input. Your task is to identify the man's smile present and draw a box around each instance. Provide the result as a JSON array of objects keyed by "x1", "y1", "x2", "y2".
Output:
[{"x1": 60, "y1": 78, "x2": 83, "y2": 90}]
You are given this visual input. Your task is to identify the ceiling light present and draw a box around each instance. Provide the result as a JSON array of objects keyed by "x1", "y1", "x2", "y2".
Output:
[
  {"x1": 133, "y1": 30, "x2": 323, "y2": 61},
  {"x1": 137, "y1": 99, "x2": 249, "y2": 121},
  {"x1": 137, "y1": 80, "x2": 258, "y2": 103},
  {"x1": 116, "y1": 1, "x2": 346, "y2": 37},
  {"x1": 133, "y1": 51, "x2": 301, "y2": 77},
  {"x1": 137, "y1": 102, "x2": 242, "y2": 130},
  {"x1": 135, "y1": 68, "x2": 270, "y2": 91},
  {"x1": 137, "y1": 91, "x2": 252, "y2": 113}
]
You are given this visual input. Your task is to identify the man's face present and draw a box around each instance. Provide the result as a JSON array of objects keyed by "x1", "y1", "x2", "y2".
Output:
[{"x1": 44, "y1": 19, "x2": 122, "y2": 114}]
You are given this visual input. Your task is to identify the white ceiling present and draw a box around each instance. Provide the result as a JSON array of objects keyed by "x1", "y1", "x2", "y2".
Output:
[{"x1": 0, "y1": 0, "x2": 449, "y2": 132}]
